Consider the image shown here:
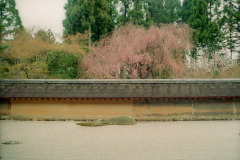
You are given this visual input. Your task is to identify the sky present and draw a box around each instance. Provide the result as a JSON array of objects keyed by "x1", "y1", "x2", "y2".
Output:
[{"x1": 15, "y1": 0, "x2": 67, "y2": 41}]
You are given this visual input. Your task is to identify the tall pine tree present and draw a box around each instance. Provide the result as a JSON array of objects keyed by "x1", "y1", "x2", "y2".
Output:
[
  {"x1": 236, "y1": 0, "x2": 240, "y2": 33},
  {"x1": 62, "y1": 0, "x2": 86, "y2": 36},
  {"x1": 149, "y1": 0, "x2": 181, "y2": 24},
  {"x1": 181, "y1": 0, "x2": 193, "y2": 23},
  {"x1": 181, "y1": 0, "x2": 222, "y2": 58},
  {"x1": 129, "y1": 0, "x2": 151, "y2": 27},
  {"x1": 118, "y1": 0, "x2": 133, "y2": 25},
  {"x1": 117, "y1": 0, "x2": 151, "y2": 27},
  {"x1": 222, "y1": 0, "x2": 239, "y2": 59},
  {"x1": 235, "y1": 0, "x2": 240, "y2": 59},
  {"x1": 0, "y1": 0, "x2": 23, "y2": 42},
  {"x1": 108, "y1": 0, "x2": 118, "y2": 29},
  {"x1": 92, "y1": 0, "x2": 112, "y2": 40},
  {"x1": 63, "y1": 0, "x2": 115, "y2": 45},
  {"x1": 206, "y1": 0, "x2": 222, "y2": 57},
  {"x1": 164, "y1": 0, "x2": 181, "y2": 23}
]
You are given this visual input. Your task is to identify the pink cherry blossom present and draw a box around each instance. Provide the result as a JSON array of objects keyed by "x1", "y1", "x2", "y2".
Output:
[{"x1": 83, "y1": 23, "x2": 192, "y2": 79}]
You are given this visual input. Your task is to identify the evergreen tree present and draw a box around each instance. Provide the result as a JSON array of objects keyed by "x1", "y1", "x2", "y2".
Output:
[
  {"x1": 235, "y1": 0, "x2": 240, "y2": 57},
  {"x1": 236, "y1": 0, "x2": 240, "y2": 33},
  {"x1": 148, "y1": 0, "x2": 165, "y2": 24},
  {"x1": 92, "y1": 0, "x2": 112, "y2": 40},
  {"x1": 149, "y1": 0, "x2": 181, "y2": 24},
  {"x1": 181, "y1": 0, "x2": 222, "y2": 58},
  {"x1": 129, "y1": 0, "x2": 145, "y2": 25},
  {"x1": 181, "y1": 0, "x2": 193, "y2": 23},
  {"x1": 206, "y1": 0, "x2": 223, "y2": 57},
  {"x1": 129, "y1": 0, "x2": 152, "y2": 27},
  {"x1": 164, "y1": 0, "x2": 181, "y2": 23},
  {"x1": 189, "y1": 0, "x2": 208, "y2": 47},
  {"x1": 117, "y1": 0, "x2": 151, "y2": 27},
  {"x1": 222, "y1": 0, "x2": 239, "y2": 59},
  {"x1": 108, "y1": 0, "x2": 118, "y2": 29},
  {"x1": 63, "y1": 0, "x2": 114, "y2": 44},
  {"x1": 62, "y1": 0, "x2": 86, "y2": 36},
  {"x1": 118, "y1": 0, "x2": 133, "y2": 25},
  {"x1": 83, "y1": 0, "x2": 95, "y2": 47},
  {"x1": 0, "y1": 0, "x2": 23, "y2": 42}
]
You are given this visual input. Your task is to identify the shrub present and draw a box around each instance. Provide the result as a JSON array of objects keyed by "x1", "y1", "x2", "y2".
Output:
[
  {"x1": 47, "y1": 51, "x2": 80, "y2": 79},
  {"x1": 0, "y1": 29, "x2": 87, "y2": 79},
  {"x1": 105, "y1": 116, "x2": 136, "y2": 125}
]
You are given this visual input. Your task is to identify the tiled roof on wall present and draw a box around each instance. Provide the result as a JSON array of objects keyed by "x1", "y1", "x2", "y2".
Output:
[{"x1": 0, "y1": 79, "x2": 240, "y2": 98}]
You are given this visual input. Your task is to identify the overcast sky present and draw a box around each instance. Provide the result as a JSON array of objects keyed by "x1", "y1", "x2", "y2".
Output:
[{"x1": 16, "y1": 0, "x2": 67, "y2": 40}]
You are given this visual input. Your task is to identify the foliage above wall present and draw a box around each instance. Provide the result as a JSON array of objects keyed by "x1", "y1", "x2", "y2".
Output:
[
  {"x1": 0, "y1": 0, "x2": 240, "y2": 79},
  {"x1": 0, "y1": 29, "x2": 86, "y2": 79},
  {"x1": 83, "y1": 23, "x2": 192, "y2": 79}
]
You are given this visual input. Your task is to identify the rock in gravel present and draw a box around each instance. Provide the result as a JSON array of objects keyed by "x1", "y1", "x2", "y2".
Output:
[{"x1": 1, "y1": 141, "x2": 21, "y2": 145}]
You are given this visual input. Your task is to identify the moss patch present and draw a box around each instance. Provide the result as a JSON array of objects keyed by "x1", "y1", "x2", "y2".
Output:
[
  {"x1": 76, "y1": 121, "x2": 107, "y2": 127},
  {"x1": 76, "y1": 116, "x2": 136, "y2": 127},
  {"x1": 105, "y1": 116, "x2": 136, "y2": 125}
]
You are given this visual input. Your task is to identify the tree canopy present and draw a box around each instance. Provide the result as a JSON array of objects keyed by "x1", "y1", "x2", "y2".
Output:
[
  {"x1": 1, "y1": 0, "x2": 240, "y2": 79},
  {"x1": 148, "y1": 0, "x2": 181, "y2": 24},
  {"x1": 0, "y1": 0, "x2": 23, "y2": 41},
  {"x1": 63, "y1": 0, "x2": 115, "y2": 43}
]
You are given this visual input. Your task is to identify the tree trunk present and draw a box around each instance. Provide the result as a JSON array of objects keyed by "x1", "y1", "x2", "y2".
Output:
[
  {"x1": 89, "y1": 21, "x2": 91, "y2": 48},
  {"x1": 230, "y1": 27, "x2": 233, "y2": 60}
]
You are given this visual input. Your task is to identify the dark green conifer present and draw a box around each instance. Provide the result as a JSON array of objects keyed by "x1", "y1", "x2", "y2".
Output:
[
  {"x1": 149, "y1": 0, "x2": 181, "y2": 24},
  {"x1": 63, "y1": 0, "x2": 115, "y2": 45},
  {"x1": 222, "y1": 0, "x2": 239, "y2": 59},
  {"x1": 0, "y1": 0, "x2": 23, "y2": 41},
  {"x1": 181, "y1": 0, "x2": 223, "y2": 58}
]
